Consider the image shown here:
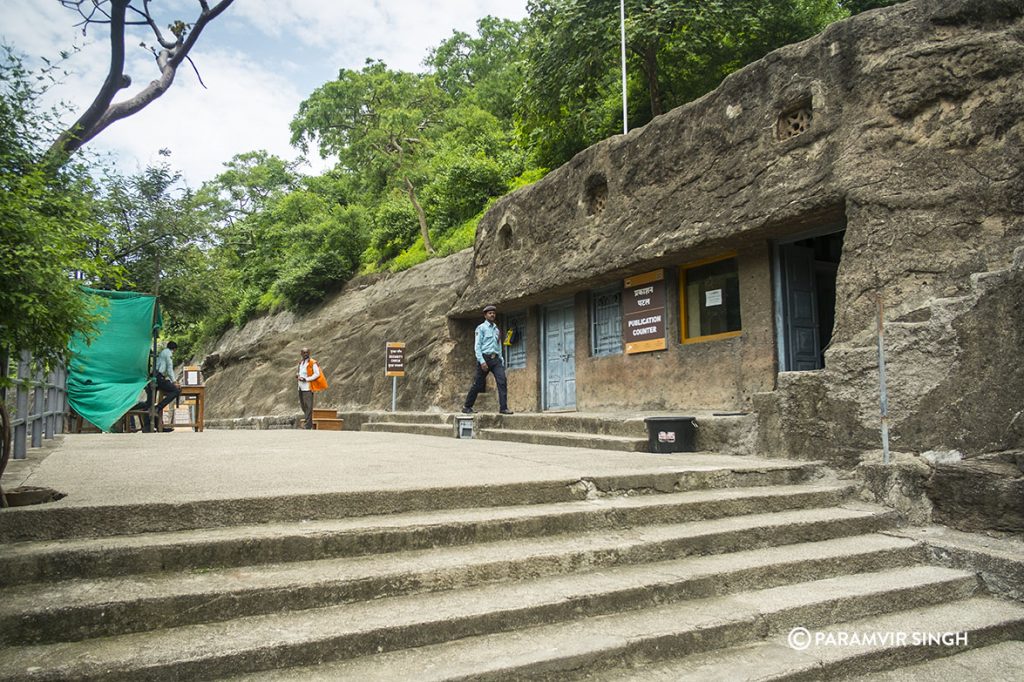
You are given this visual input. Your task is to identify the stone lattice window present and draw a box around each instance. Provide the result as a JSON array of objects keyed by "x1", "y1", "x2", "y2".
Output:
[
  {"x1": 777, "y1": 100, "x2": 813, "y2": 141},
  {"x1": 585, "y1": 174, "x2": 608, "y2": 216}
]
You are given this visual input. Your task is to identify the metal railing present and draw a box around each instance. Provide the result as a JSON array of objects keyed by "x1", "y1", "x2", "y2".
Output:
[{"x1": 1, "y1": 350, "x2": 67, "y2": 460}]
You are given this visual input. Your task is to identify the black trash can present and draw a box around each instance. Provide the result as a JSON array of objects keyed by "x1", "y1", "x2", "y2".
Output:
[{"x1": 644, "y1": 416, "x2": 697, "y2": 453}]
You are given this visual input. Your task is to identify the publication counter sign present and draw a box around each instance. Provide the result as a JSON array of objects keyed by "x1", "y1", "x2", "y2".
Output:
[
  {"x1": 623, "y1": 269, "x2": 667, "y2": 354},
  {"x1": 385, "y1": 342, "x2": 406, "y2": 377}
]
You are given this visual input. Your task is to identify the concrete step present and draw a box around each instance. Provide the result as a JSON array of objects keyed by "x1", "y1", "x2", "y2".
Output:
[
  {"x1": 477, "y1": 427, "x2": 649, "y2": 451},
  {"x1": 0, "y1": 459, "x2": 821, "y2": 543},
  {"x1": 0, "y1": 566, "x2": 981, "y2": 681},
  {"x1": 358, "y1": 411, "x2": 452, "y2": 425},
  {"x1": 340, "y1": 412, "x2": 756, "y2": 454},
  {"x1": 0, "y1": 483, "x2": 858, "y2": 586},
  {"x1": 360, "y1": 421, "x2": 453, "y2": 437},
  {"x1": 595, "y1": 598, "x2": 1024, "y2": 681},
  {"x1": 847, "y1": 640, "x2": 1024, "y2": 681},
  {"x1": 0, "y1": 531, "x2": 918, "y2": 646},
  {"x1": 476, "y1": 412, "x2": 650, "y2": 438},
  {"x1": 195, "y1": 566, "x2": 982, "y2": 682}
]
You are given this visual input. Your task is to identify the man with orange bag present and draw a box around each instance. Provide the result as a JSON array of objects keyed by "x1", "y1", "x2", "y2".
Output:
[{"x1": 296, "y1": 347, "x2": 327, "y2": 429}]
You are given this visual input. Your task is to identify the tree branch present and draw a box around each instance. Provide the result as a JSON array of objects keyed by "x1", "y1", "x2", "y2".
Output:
[{"x1": 46, "y1": 0, "x2": 236, "y2": 167}]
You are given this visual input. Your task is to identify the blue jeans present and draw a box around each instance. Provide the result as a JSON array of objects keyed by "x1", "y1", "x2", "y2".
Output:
[{"x1": 464, "y1": 354, "x2": 508, "y2": 411}]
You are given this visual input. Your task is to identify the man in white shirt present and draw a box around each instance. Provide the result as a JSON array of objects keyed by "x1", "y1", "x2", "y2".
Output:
[{"x1": 296, "y1": 347, "x2": 321, "y2": 430}]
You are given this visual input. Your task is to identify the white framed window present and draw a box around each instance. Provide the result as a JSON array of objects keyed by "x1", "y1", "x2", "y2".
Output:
[
  {"x1": 591, "y1": 285, "x2": 623, "y2": 356},
  {"x1": 502, "y1": 311, "x2": 526, "y2": 369}
]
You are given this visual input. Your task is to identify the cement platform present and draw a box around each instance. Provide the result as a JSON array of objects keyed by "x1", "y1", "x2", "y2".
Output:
[{"x1": 1, "y1": 430, "x2": 786, "y2": 509}]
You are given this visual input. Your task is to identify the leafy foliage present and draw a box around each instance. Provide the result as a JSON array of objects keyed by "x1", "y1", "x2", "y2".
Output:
[
  {"x1": 519, "y1": 0, "x2": 849, "y2": 167},
  {"x1": 0, "y1": 48, "x2": 119, "y2": 371}
]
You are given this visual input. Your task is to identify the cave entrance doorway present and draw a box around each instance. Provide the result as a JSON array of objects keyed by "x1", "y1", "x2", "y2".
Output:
[{"x1": 774, "y1": 227, "x2": 846, "y2": 372}]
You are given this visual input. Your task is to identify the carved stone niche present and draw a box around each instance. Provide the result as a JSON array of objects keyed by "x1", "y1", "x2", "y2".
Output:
[
  {"x1": 584, "y1": 173, "x2": 608, "y2": 216},
  {"x1": 498, "y1": 222, "x2": 514, "y2": 250},
  {"x1": 777, "y1": 97, "x2": 813, "y2": 141}
]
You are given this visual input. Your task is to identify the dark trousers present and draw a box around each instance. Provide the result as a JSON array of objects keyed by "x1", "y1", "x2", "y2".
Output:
[
  {"x1": 299, "y1": 389, "x2": 314, "y2": 429},
  {"x1": 464, "y1": 354, "x2": 508, "y2": 411},
  {"x1": 130, "y1": 376, "x2": 178, "y2": 432},
  {"x1": 155, "y1": 373, "x2": 180, "y2": 411}
]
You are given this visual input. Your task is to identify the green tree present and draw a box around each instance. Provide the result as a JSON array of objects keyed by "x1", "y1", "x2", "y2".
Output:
[
  {"x1": 291, "y1": 61, "x2": 446, "y2": 254},
  {"x1": 195, "y1": 150, "x2": 301, "y2": 227},
  {"x1": 90, "y1": 162, "x2": 216, "y2": 356},
  {"x1": 0, "y1": 48, "x2": 117, "y2": 369},
  {"x1": 519, "y1": 0, "x2": 848, "y2": 167},
  {"x1": 428, "y1": 16, "x2": 527, "y2": 122}
]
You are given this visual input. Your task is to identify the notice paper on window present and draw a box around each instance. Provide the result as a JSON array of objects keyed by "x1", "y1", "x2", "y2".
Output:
[{"x1": 705, "y1": 289, "x2": 723, "y2": 307}]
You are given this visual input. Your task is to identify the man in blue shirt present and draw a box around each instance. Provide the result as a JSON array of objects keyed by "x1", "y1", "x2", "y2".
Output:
[
  {"x1": 462, "y1": 305, "x2": 513, "y2": 415},
  {"x1": 131, "y1": 341, "x2": 180, "y2": 432},
  {"x1": 154, "y1": 341, "x2": 181, "y2": 415}
]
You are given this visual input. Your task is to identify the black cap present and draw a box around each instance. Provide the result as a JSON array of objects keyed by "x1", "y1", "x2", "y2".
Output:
[{"x1": 483, "y1": 305, "x2": 497, "y2": 313}]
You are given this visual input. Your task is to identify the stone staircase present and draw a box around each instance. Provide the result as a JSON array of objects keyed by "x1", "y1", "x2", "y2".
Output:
[
  {"x1": 1, "y1": 458, "x2": 1021, "y2": 680},
  {"x1": 349, "y1": 410, "x2": 757, "y2": 454}
]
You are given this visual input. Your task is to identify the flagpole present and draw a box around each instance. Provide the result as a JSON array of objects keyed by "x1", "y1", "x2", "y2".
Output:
[{"x1": 620, "y1": 0, "x2": 628, "y2": 134}]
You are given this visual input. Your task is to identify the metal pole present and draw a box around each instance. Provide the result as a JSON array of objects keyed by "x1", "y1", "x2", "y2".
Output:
[
  {"x1": 391, "y1": 376, "x2": 397, "y2": 413},
  {"x1": 620, "y1": 0, "x2": 628, "y2": 134},
  {"x1": 14, "y1": 351, "x2": 29, "y2": 460},
  {"x1": 876, "y1": 295, "x2": 890, "y2": 465},
  {"x1": 31, "y1": 361, "x2": 43, "y2": 448}
]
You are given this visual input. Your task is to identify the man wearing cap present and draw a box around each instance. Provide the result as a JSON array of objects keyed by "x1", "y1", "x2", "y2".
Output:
[{"x1": 463, "y1": 305, "x2": 513, "y2": 415}]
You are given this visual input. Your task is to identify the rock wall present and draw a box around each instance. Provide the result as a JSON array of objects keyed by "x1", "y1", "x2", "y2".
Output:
[{"x1": 203, "y1": 252, "x2": 473, "y2": 418}]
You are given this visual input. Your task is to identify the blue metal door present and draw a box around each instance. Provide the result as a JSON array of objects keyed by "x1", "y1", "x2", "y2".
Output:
[{"x1": 542, "y1": 301, "x2": 576, "y2": 410}]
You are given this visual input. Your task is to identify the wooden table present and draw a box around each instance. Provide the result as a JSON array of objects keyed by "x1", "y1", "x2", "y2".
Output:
[{"x1": 175, "y1": 385, "x2": 206, "y2": 432}]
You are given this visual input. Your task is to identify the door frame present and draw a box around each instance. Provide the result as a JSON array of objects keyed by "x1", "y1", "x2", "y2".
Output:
[
  {"x1": 772, "y1": 224, "x2": 845, "y2": 372},
  {"x1": 541, "y1": 298, "x2": 576, "y2": 411}
]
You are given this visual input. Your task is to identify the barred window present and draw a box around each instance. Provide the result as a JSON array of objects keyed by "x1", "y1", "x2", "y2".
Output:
[
  {"x1": 591, "y1": 285, "x2": 623, "y2": 356},
  {"x1": 502, "y1": 312, "x2": 526, "y2": 369}
]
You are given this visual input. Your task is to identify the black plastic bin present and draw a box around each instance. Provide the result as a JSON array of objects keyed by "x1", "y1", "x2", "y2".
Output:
[{"x1": 644, "y1": 416, "x2": 697, "y2": 453}]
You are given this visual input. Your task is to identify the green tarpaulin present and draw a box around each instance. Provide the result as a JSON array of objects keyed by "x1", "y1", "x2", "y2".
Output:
[{"x1": 67, "y1": 288, "x2": 161, "y2": 432}]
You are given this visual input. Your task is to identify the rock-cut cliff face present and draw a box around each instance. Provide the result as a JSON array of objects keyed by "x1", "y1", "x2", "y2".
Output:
[{"x1": 202, "y1": 251, "x2": 473, "y2": 418}]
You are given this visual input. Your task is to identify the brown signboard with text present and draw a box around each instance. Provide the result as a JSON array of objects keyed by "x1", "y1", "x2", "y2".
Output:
[
  {"x1": 385, "y1": 342, "x2": 406, "y2": 377},
  {"x1": 623, "y1": 269, "x2": 667, "y2": 354}
]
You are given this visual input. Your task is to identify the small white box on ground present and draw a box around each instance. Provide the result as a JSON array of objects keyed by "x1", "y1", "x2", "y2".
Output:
[{"x1": 455, "y1": 416, "x2": 474, "y2": 439}]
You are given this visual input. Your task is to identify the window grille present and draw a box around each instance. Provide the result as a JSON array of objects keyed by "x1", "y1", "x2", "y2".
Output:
[
  {"x1": 591, "y1": 286, "x2": 623, "y2": 356},
  {"x1": 502, "y1": 312, "x2": 526, "y2": 369},
  {"x1": 778, "y1": 100, "x2": 813, "y2": 140}
]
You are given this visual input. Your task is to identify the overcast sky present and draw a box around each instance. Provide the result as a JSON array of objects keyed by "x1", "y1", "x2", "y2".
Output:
[{"x1": 2, "y1": 0, "x2": 529, "y2": 186}]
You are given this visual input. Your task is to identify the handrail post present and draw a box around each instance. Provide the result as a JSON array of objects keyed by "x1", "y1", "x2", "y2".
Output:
[
  {"x1": 31, "y1": 361, "x2": 43, "y2": 448},
  {"x1": 14, "y1": 351, "x2": 30, "y2": 459},
  {"x1": 876, "y1": 295, "x2": 891, "y2": 465}
]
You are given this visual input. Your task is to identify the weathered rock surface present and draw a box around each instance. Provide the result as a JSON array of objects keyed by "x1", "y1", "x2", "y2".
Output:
[{"x1": 203, "y1": 251, "x2": 473, "y2": 418}]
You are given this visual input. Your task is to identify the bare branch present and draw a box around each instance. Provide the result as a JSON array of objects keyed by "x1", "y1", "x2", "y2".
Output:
[
  {"x1": 186, "y1": 55, "x2": 208, "y2": 89},
  {"x1": 46, "y1": 0, "x2": 236, "y2": 166}
]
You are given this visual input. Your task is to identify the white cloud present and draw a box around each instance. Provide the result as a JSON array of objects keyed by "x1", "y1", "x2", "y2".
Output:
[{"x1": 1, "y1": 0, "x2": 528, "y2": 186}]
